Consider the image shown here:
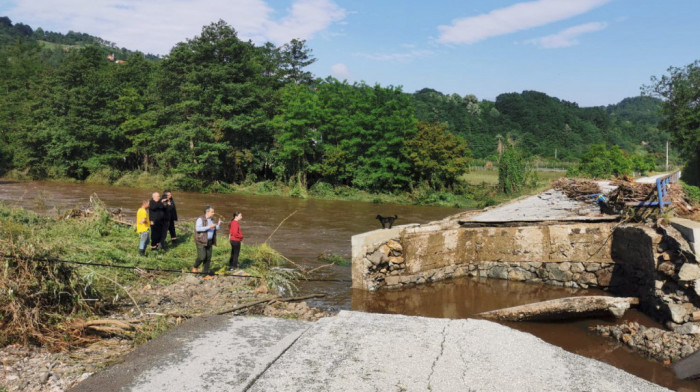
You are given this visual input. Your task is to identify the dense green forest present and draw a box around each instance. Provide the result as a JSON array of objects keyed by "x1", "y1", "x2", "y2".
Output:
[{"x1": 0, "y1": 17, "x2": 684, "y2": 194}]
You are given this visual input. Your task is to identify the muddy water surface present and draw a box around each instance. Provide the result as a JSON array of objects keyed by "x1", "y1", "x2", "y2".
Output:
[{"x1": 1, "y1": 180, "x2": 698, "y2": 390}]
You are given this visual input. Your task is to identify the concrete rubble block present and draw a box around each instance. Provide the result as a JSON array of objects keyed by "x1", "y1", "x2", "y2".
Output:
[
  {"x1": 691, "y1": 311, "x2": 700, "y2": 322},
  {"x1": 488, "y1": 265, "x2": 509, "y2": 280},
  {"x1": 658, "y1": 261, "x2": 675, "y2": 276},
  {"x1": 528, "y1": 262, "x2": 543, "y2": 270},
  {"x1": 379, "y1": 244, "x2": 391, "y2": 258},
  {"x1": 595, "y1": 268, "x2": 613, "y2": 287},
  {"x1": 367, "y1": 250, "x2": 383, "y2": 266},
  {"x1": 667, "y1": 303, "x2": 688, "y2": 324},
  {"x1": 670, "y1": 217, "x2": 700, "y2": 254},
  {"x1": 508, "y1": 269, "x2": 527, "y2": 281},
  {"x1": 389, "y1": 256, "x2": 405, "y2": 264},
  {"x1": 580, "y1": 272, "x2": 598, "y2": 286},
  {"x1": 385, "y1": 276, "x2": 400, "y2": 286},
  {"x1": 678, "y1": 263, "x2": 700, "y2": 281},
  {"x1": 386, "y1": 239, "x2": 403, "y2": 252},
  {"x1": 544, "y1": 263, "x2": 571, "y2": 282},
  {"x1": 693, "y1": 280, "x2": 700, "y2": 298}
]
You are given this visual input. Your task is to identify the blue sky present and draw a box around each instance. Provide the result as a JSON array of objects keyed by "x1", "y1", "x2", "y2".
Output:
[{"x1": 2, "y1": 0, "x2": 699, "y2": 106}]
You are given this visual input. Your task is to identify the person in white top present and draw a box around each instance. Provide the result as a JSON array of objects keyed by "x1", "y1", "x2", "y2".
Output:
[{"x1": 193, "y1": 206, "x2": 221, "y2": 279}]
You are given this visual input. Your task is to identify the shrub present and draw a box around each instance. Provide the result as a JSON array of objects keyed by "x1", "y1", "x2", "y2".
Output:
[
  {"x1": 682, "y1": 181, "x2": 700, "y2": 205},
  {"x1": 498, "y1": 144, "x2": 530, "y2": 194},
  {"x1": 246, "y1": 243, "x2": 302, "y2": 295}
]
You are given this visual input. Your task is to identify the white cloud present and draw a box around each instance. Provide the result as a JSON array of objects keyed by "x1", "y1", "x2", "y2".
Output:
[
  {"x1": 4, "y1": 0, "x2": 345, "y2": 55},
  {"x1": 527, "y1": 22, "x2": 607, "y2": 48},
  {"x1": 356, "y1": 49, "x2": 434, "y2": 62},
  {"x1": 331, "y1": 63, "x2": 349, "y2": 78},
  {"x1": 438, "y1": 0, "x2": 612, "y2": 44},
  {"x1": 266, "y1": 0, "x2": 346, "y2": 44}
]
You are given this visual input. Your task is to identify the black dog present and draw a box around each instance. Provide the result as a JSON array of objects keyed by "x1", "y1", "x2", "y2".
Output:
[{"x1": 376, "y1": 214, "x2": 398, "y2": 229}]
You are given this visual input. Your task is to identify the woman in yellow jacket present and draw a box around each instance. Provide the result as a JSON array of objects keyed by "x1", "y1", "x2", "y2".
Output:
[{"x1": 136, "y1": 200, "x2": 150, "y2": 256}]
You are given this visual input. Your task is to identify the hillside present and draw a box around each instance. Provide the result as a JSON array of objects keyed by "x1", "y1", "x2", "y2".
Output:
[
  {"x1": 0, "y1": 16, "x2": 675, "y2": 194},
  {"x1": 412, "y1": 88, "x2": 667, "y2": 161},
  {"x1": 0, "y1": 16, "x2": 159, "y2": 60}
]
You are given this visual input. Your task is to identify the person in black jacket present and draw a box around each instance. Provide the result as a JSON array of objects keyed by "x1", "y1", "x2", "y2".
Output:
[
  {"x1": 148, "y1": 192, "x2": 165, "y2": 250},
  {"x1": 162, "y1": 190, "x2": 178, "y2": 245}
]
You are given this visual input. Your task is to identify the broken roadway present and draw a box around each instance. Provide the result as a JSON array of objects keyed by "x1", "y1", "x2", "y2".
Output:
[{"x1": 70, "y1": 310, "x2": 669, "y2": 392}]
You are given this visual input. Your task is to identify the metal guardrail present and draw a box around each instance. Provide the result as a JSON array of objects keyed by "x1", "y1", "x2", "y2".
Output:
[{"x1": 635, "y1": 171, "x2": 681, "y2": 212}]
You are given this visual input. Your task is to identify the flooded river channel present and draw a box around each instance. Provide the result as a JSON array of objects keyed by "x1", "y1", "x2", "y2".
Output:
[{"x1": 1, "y1": 180, "x2": 698, "y2": 390}]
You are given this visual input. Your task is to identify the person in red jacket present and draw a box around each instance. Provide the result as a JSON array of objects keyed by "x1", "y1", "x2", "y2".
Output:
[{"x1": 228, "y1": 211, "x2": 244, "y2": 271}]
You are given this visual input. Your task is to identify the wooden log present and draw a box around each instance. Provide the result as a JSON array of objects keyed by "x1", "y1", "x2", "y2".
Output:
[{"x1": 478, "y1": 296, "x2": 639, "y2": 322}]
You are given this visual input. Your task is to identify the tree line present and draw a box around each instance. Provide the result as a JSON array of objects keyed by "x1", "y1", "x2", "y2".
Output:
[{"x1": 0, "y1": 17, "x2": 687, "y2": 194}]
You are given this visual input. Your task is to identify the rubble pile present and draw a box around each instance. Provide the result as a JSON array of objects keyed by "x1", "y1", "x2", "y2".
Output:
[
  {"x1": 607, "y1": 179, "x2": 656, "y2": 209},
  {"x1": 553, "y1": 176, "x2": 696, "y2": 217},
  {"x1": 592, "y1": 322, "x2": 700, "y2": 364},
  {"x1": 551, "y1": 178, "x2": 602, "y2": 201}
]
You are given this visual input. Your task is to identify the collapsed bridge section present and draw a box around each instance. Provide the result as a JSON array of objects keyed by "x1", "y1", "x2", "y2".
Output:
[{"x1": 352, "y1": 185, "x2": 700, "y2": 327}]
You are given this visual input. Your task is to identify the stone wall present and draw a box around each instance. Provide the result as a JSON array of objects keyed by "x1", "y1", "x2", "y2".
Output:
[
  {"x1": 352, "y1": 220, "x2": 700, "y2": 331},
  {"x1": 353, "y1": 222, "x2": 621, "y2": 291}
]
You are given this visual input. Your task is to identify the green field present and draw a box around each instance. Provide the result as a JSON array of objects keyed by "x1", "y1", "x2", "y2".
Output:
[{"x1": 461, "y1": 168, "x2": 566, "y2": 187}]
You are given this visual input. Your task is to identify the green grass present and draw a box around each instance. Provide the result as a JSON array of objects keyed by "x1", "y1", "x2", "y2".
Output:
[
  {"x1": 0, "y1": 199, "x2": 305, "y2": 348},
  {"x1": 0, "y1": 199, "x2": 287, "y2": 300},
  {"x1": 461, "y1": 168, "x2": 565, "y2": 187}
]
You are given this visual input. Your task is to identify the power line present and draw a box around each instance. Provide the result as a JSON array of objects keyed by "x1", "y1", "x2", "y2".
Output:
[{"x1": 0, "y1": 254, "x2": 352, "y2": 283}]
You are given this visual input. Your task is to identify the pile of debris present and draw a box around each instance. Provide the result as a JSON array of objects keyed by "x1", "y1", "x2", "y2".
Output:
[
  {"x1": 553, "y1": 177, "x2": 696, "y2": 217},
  {"x1": 592, "y1": 322, "x2": 700, "y2": 365},
  {"x1": 551, "y1": 178, "x2": 601, "y2": 201}
]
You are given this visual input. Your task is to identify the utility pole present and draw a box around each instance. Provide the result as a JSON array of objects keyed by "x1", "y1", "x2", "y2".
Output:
[
  {"x1": 554, "y1": 148, "x2": 557, "y2": 160},
  {"x1": 666, "y1": 140, "x2": 669, "y2": 171}
]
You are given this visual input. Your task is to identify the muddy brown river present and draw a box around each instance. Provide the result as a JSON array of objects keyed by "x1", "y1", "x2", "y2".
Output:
[{"x1": 1, "y1": 180, "x2": 698, "y2": 390}]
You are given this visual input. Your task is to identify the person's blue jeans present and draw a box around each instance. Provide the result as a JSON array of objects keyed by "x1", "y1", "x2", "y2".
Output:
[{"x1": 139, "y1": 230, "x2": 150, "y2": 251}]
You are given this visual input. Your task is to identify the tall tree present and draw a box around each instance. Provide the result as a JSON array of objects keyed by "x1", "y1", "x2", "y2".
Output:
[
  {"x1": 156, "y1": 20, "x2": 276, "y2": 185},
  {"x1": 645, "y1": 60, "x2": 700, "y2": 184},
  {"x1": 405, "y1": 122, "x2": 471, "y2": 190},
  {"x1": 278, "y1": 39, "x2": 316, "y2": 85},
  {"x1": 271, "y1": 83, "x2": 320, "y2": 185}
]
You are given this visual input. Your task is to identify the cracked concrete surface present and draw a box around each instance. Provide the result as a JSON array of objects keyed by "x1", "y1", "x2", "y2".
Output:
[
  {"x1": 464, "y1": 189, "x2": 616, "y2": 223},
  {"x1": 71, "y1": 311, "x2": 669, "y2": 392}
]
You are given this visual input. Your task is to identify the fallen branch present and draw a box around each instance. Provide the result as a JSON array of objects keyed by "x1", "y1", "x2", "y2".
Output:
[
  {"x1": 85, "y1": 269, "x2": 144, "y2": 316},
  {"x1": 265, "y1": 210, "x2": 298, "y2": 244},
  {"x1": 69, "y1": 318, "x2": 138, "y2": 337},
  {"x1": 479, "y1": 296, "x2": 639, "y2": 321},
  {"x1": 216, "y1": 293, "x2": 326, "y2": 316}
]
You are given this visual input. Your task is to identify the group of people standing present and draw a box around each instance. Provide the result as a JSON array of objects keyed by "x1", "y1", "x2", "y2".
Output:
[
  {"x1": 136, "y1": 191, "x2": 178, "y2": 256},
  {"x1": 192, "y1": 207, "x2": 244, "y2": 279},
  {"x1": 136, "y1": 195, "x2": 245, "y2": 280}
]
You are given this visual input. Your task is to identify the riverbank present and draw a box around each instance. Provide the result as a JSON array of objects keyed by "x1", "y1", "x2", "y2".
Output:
[
  {"x1": 0, "y1": 202, "x2": 330, "y2": 391},
  {"x1": 0, "y1": 276, "x2": 331, "y2": 392},
  {"x1": 2, "y1": 168, "x2": 553, "y2": 208}
]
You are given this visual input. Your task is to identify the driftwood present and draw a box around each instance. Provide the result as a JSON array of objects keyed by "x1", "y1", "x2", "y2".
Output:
[
  {"x1": 69, "y1": 319, "x2": 139, "y2": 336},
  {"x1": 215, "y1": 293, "x2": 326, "y2": 315},
  {"x1": 478, "y1": 296, "x2": 639, "y2": 321}
]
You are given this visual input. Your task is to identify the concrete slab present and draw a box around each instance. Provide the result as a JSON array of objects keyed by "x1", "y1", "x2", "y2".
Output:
[
  {"x1": 464, "y1": 189, "x2": 616, "y2": 223},
  {"x1": 670, "y1": 217, "x2": 700, "y2": 254},
  {"x1": 250, "y1": 311, "x2": 668, "y2": 392},
  {"x1": 71, "y1": 311, "x2": 669, "y2": 392},
  {"x1": 351, "y1": 224, "x2": 418, "y2": 259},
  {"x1": 69, "y1": 315, "x2": 312, "y2": 392}
]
